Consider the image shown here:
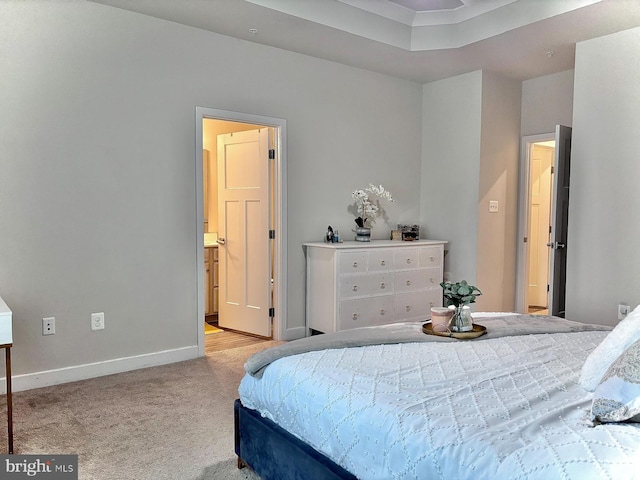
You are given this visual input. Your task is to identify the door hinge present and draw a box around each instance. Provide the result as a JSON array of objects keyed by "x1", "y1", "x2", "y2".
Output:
[
  {"x1": 269, "y1": 149, "x2": 275, "y2": 159},
  {"x1": 523, "y1": 237, "x2": 527, "y2": 243},
  {"x1": 547, "y1": 284, "x2": 550, "y2": 292},
  {"x1": 551, "y1": 166, "x2": 555, "y2": 174},
  {"x1": 269, "y1": 229, "x2": 275, "y2": 239},
  {"x1": 269, "y1": 307, "x2": 275, "y2": 317}
]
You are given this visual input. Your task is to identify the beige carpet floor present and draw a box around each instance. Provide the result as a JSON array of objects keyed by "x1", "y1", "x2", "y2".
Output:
[{"x1": 0, "y1": 342, "x2": 281, "y2": 480}]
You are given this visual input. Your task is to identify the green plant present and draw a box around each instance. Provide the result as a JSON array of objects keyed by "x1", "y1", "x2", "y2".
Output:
[{"x1": 440, "y1": 280, "x2": 482, "y2": 307}]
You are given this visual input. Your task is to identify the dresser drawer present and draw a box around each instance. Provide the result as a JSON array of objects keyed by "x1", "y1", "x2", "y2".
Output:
[
  {"x1": 419, "y1": 246, "x2": 442, "y2": 268},
  {"x1": 339, "y1": 272, "x2": 393, "y2": 299},
  {"x1": 395, "y1": 289, "x2": 442, "y2": 320},
  {"x1": 393, "y1": 267, "x2": 441, "y2": 293},
  {"x1": 338, "y1": 251, "x2": 368, "y2": 274},
  {"x1": 367, "y1": 250, "x2": 394, "y2": 272},
  {"x1": 338, "y1": 296, "x2": 394, "y2": 330},
  {"x1": 393, "y1": 248, "x2": 420, "y2": 270},
  {"x1": 394, "y1": 291, "x2": 431, "y2": 320}
]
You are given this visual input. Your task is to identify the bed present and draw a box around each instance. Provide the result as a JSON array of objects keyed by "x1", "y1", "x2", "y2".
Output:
[{"x1": 235, "y1": 312, "x2": 640, "y2": 479}]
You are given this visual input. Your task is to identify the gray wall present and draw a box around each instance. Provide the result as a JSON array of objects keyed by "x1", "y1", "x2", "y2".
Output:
[
  {"x1": 0, "y1": 1, "x2": 423, "y2": 383},
  {"x1": 566, "y1": 27, "x2": 640, "y2": 323},
  {"x1": 476, "y1": 71, "x2": 521, "y2": 311},
  {"x1": 420, "y1": 70, "x2": 521, "y2": 311},
  {"x1": 521, "y1": 70, "x2": 574, "y2": 136},
  {"x1": 420, "y1": 71, "x2": 483, "y2": 284}
]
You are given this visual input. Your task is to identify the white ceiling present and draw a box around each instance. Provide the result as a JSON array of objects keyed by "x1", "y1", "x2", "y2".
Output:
[{"x1": 89, "y1": 0, "x2": 640, "y2": 83}]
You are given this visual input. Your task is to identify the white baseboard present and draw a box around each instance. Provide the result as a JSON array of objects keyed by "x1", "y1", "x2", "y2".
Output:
[{"x1": 0, "y1": 345, "x2": 200, "y2": 393}]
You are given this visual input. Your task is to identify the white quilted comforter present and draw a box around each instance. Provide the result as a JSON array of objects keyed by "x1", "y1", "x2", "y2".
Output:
[{"x1": 239, "y1": 322, "x2": 640, "y2": 479}]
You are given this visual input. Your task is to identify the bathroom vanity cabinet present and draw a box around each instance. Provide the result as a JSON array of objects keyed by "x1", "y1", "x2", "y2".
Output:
[{"x1": 205, "y1": 246, "x2": 219, "y2": 316}]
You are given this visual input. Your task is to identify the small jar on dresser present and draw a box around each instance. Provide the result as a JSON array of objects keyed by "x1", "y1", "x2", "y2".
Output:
[{"x1": 304, "y1": 239, "x2": 447, "y2": 334}]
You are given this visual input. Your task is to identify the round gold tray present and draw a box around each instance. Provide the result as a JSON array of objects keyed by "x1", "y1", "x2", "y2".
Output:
[{"x1": 422, "y1": 323, "x2": 487, "y2": 339}]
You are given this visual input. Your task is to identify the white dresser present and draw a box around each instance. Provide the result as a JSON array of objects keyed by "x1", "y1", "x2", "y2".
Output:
[{"x1": 304, "y1": 240, "x2": 447, "y2": 333}]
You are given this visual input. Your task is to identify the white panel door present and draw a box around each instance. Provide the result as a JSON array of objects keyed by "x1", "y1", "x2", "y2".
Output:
[
  {"x1": 527, "y1": 144, "x2": 553, "y2": 307},
  {"x1": 217, "y1": 128, "x2": 271, "y2": 336}
]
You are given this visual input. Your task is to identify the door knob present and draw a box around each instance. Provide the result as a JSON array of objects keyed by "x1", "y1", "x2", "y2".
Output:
[
  {"x1": 546, "y1": 241, "x2": 565, "y2": 249},
  {"x1": 218, "y1": 238, "x2": 226, "y2": 245}
]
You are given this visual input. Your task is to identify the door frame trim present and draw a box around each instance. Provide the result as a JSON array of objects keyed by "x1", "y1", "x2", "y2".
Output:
[
  {"x1": 195, "y1": 107, "x2": 287, "y2": 354},
  {"x1": 515, "y1": 132, "x2": 554, "y2": 313}
]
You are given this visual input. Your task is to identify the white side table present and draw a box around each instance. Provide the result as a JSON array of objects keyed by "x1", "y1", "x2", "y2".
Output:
[{"x1": 0, "y1": 296, "x2": 13, "y2": 454}]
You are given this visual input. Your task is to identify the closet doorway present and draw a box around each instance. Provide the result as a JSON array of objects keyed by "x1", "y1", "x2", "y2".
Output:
[{"x1": 195, "y1": 108, "x2": 287, "y2": 356}]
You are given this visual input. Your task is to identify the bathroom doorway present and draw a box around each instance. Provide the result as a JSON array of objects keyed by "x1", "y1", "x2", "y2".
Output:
[
  {"x1": 195, "y1": 108, "x2": 287, "y2": 356},
  {"x1": 202, "y1": 120, "x2": 270, "y2": 335}
]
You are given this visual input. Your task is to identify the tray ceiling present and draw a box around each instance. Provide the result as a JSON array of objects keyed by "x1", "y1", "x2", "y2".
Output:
[{"x1": 90, "y1": 0, "x2": 640, "y2": 83}]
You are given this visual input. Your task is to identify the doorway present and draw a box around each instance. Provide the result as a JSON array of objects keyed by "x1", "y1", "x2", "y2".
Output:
[
  {"x1": 526, "y1": 141, "x2": 554, "y2": 314},
  {"x1": 515, "y1": 126, "x2": 572, "y2": 316},
  {"x1": 195, "y1": 108, "x2": 287, "y2": 357},
  {"x1": 517, "y1": 134, "x2": 555, "y2": 314}
]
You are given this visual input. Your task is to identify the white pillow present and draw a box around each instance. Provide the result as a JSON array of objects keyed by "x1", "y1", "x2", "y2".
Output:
[
  {"x1": 591, "y1": 338, "x2": 640, "y2": 424},
  {"x1": 580, "y1": 304, "x2": 640, "y2": 392}
]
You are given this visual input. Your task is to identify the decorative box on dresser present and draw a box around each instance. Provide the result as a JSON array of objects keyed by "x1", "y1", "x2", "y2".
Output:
[{"x1": 304, "y1": 240, "x2": 447, "y2": 334}]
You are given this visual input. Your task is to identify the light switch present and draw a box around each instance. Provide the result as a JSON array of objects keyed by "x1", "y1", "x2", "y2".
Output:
[{"x1": 489, "y1": 200, "x2": 499, "y2": 213}]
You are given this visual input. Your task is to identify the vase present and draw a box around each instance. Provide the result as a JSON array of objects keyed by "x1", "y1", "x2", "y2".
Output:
[
  {"x1": 449, "y1": 305, "x2": 473, "y2": 332},
  {"x1": 355, "y1": 227, "x2": 371, "y2": 242}
]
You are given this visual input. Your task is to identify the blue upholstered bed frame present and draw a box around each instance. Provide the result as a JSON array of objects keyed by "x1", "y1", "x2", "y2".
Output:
[{"x1": 234, "y1": 399, "x2": 357, "y2": 479}]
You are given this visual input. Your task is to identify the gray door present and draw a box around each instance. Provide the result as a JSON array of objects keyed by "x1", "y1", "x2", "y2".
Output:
[{"x1": 548, "y1": 125, "x2": 572, "y2": 317}]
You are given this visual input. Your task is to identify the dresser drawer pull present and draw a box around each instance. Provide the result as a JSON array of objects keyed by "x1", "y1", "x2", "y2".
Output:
[
  {"x1": 429, "y1": 277, "x2": 435, "y2": 283},
  {"x1": 380, "y1": 260, "x2": 386, "y2": 266},
  {"x1": 352, "y1": 313, "x2": 359, "y2": 321},
  {"x1": 379, "y1": 309, "x2": 385, "y2": 316},
  {"x1": 352, "y1": 285, "x2": 358, "y2": 292},
  {"x1": 430, "y1": 256, "x2": 435, "y2": 262},
  {"x1": 406, "y1": 258, "x2": 412, "y2": 264},
  {"x1": 406, "y1": 280, "x2": 411, "y2": 286},
  {"x1": 429, "y1": 301, "x2": 434, "y2": 307},
  {"x1": 352, "y1": 262, "x2": 358, "y2": 268},
  {"x1": 380, "y1": 282, "x2": 386, "y2": 289},
  {"x1": 405, "y1": 305, "x2": 411, "y2": 312}
]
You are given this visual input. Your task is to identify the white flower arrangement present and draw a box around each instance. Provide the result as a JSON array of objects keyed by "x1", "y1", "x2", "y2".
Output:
[{"x1": 352, "y1": 184, "x2": 394, "y2": 228}]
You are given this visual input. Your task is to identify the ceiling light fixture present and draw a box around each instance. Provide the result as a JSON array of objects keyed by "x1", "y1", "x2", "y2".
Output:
[{"x1": 249, "y1": 28, "x2": 258, "y2": 35}]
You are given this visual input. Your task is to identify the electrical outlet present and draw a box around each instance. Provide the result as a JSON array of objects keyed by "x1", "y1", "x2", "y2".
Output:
[
  {"x1": 489, "y1": 200, "x2": 499, "y2": 213},
  {"x1": 91, "y1": 312, "x2": 105, "y2": 331},
  {"x1": 618, "y1": 304, "x2": 631, "y2": 321},
  {"x1": 42, "y1": 317, "x2": 55, "y2": 335}
]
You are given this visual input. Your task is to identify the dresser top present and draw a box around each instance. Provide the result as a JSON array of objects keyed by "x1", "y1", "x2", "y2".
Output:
[{"x1": 304, "y1": 239, "x2": 447, "y2": 249}]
